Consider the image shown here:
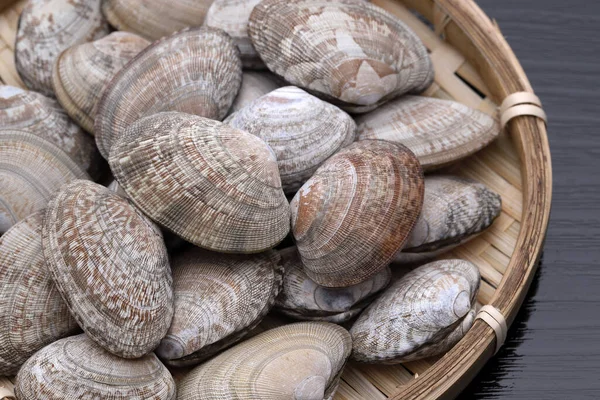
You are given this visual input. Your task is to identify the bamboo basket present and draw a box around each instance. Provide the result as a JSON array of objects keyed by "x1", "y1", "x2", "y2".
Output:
[{"x1": 0, "y1": 0, "x2": 552, "y2": 399}]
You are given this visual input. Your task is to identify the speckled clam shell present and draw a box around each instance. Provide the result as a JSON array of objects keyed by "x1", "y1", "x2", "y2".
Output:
[
  {"x1": 15, "y1": 0, "x2": 109, "y2": 96},
  {"x1": 275, "y1": 247, "x2": 391, "y2": 323},
  {"x1": 0, "y1": 212, "x2": 79, "y2": 375},
  {"x1": 52, "y1": 32, "x2": 150, "y2": 134},
  {"x1": 248, "y1": 0, "x2": 433, "y2": 113},
  {"x1": 109, "y1": 112, "x2": 290, "y2": 253},
  {"x1": 226, "y1": 86, "x2": 356, "y2": 193},
  {"x1": 291, "y1": 140, "x2": 424, "y2": 287},
  {"x1": 156, "y1": 248, "x2": 283, "y2": 367},
  {"x1": 102, "y1": 0, "x2": 213, "y2": 41},
  {"x1": 350, "y1": 259, "x2": 480, "y2": 363},
  {"x1": 15, "y1": 334, "x2": 176, "y2": 400},
  {"x1": 0, "y1": 85, "x2": 102, "y2": 178},
  {"x1": 0, "y1": 130, "x2": 89, "y2": 234},
  {"x1": 356, "y1": 95, "x2": 500, "y2": 169},
  {"x1": 205, "y1": 0, "x2": 264, "y2": 68},
  {"x1": 395, "y1": 175, "x2": 502, "y2": 263},
  {"x1": 229, "y1": 71, "x2": 282, "y2": 115},
  {"x1": 177, "y1": 322, "x2": 352, "y2": 400},
  {"x1": 95, "y1": 27, "x2": 242, "y2": 159},
  {"x1": 42, "y1": 180, "x2": 174, "y2": 358}
]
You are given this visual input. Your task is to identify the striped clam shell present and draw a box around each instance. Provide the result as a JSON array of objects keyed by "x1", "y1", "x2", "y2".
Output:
[
  {"x1": 15, "y1": 0, "x2": 109, "y2": 96},
  {"x1": 0, "y1": 85, "x2": 102, "y2": 178},
  {"x1": 15, "y1": 334, "x2": 176, "y2": 399},
  {"x1": 226, "y1": 86, "x2": 356, "y2": 193},
  {"x1": 177, "y1": 322, "x2": 352, "y2": 400},
  {"x1": 228, "y1": 71, "x2": 282, "y2": 115},
  {"x1": 275, "y1": 247, "x2": 391, "y2": 324},
  {"x1": 42, "y1": 180, "x2": 174, "y2": 358},
  {"x1": 248, "y1": 0, "x2": 433, "y2": 113},
  {"x1": 0, "y1": 211, "x2": 79, "y2": 375},
  {"x1": 350, "y1": 259, "x2": 480, "y2": 363},
  {"x1": 52, "y1": 32, "x2": 150, "y2": 134},
  {"x1": 94, "y1": 27, "x2": 242, "y2": 159},
  {"x1": 156, "y1": 248, "x2": 283, "y2": 367},
  {"x1": 395, "y1": 175, "x2": 502, "y2": 263},
  {"x1": 356, "y1": 95, "x2": 500, "y2": 170},
  {"x1": 291, "y1": 140, "x2": 424, "y2": 287},
  {"x1": 109, "y1": 112, "x2": 290, "y2": 253},
  {"x1": 0, "y1": 130, "x2": 89, "y2": 234}
]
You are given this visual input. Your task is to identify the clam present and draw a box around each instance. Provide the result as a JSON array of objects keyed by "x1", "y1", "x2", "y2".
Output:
[
  {"x1": 248, "y1": 0, "x2": 433, "y2": 113},
  {"x1": 14, "y1": 334, "x2": 176, "y2": 399},
  {"x1": 156, "y1": 248, "x2": 283, "y2": 367},
  {"x1": 0, "y1": 130, "x2": 89, "y2": 234},
  {"x1": 229, "y1": 71, "x2": 282, "y2": 115},
  {"x1": 52, "y1": 32, "x2": 150, "y2": 134},
  {"x1": 0, "y1": 211, "x2": 79, "y2": 375},
  {"x1": 395, "y1": 175, "x2": 502, "y2": 263},
  {"x1": 94, "y1": 27, "x2": 242, "y2": 159},
  {"x1": 42, "y1": 180, "x2": 174, "y2": 358},
  {"x1": 350, "y1": 259, "x2": 480, "y2": 363},
  {"x1": 109, "y1": 112, "x2": 290, "y2": 253},
  {"x1": 0, "y1": 85, "x2": 102, "y2": 178},
  {"x1": 356, "y1": 95, "x2": 500, "y2": 170},
  {"x1": 275, "y1": 247, "x2": 391, "y2": 323},
  {"x1": 291, "y1": 140, "x2": 424, "y2": 287},
  {"x1": 102, "y1": 0, "x2": 213, "y2": 41},
  {"x1": 178, "y1": 322, "x2": 352, "y2": 400},
  {"x1": 226, "y1": 86, "x2": 356, "y2": 193},
  {"x1": 205, "y1": 0, "x2": 264, "y2": 68},
  {"x1": 15, "y1": 0, "x2": 109, "y2": 96}
]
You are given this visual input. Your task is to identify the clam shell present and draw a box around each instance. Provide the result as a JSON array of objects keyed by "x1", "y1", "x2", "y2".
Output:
[
  {"x1": 0, "y1": 85, "x2": 102, "y2": 178},
  {"x1": 52, "y1": 32, "x2": 150, "y2": 134},
  {"x1": 248, "y1": 0, "x2": 433, "y2": 112},
  {"x1": 0, "y1": 211, "x2": 79, "y2": 375},
  {"x1": 177, "y1": 322, "x2": 352, "y2": 400},
  {"x1": 291, "y1": 140, "x2": 424, "y2": 287},
  {"x1": 356, "y1": 95, "x2": 500, "y2": 169},
  {"x1": 95, "y1": 27, "x2": 242, "y2": 159},
  {"x1": 226, "y1": 86, "x2": 356, "y2": 193},
  {"x1": 275, "y1": 247, "x2": 391, "y2": 323},
  {"x1": 102, "y1": 0, "x2": 213, "y2": 41},
  {"x1": 229, "y1": 71, "x2": 282, "y2": 115},
  {"x1": 15, "y1": 334, "x2": 176, "y2": 399},
  {"x1": 109, "y1": 112, "x2": 290, "y2": 253},
  {"x1": 350, "y1": 259, "x2": 480, "y2": 363},
  {"x1": 156, "y1": 248, "x2": 283, "y2": 367},
  {"x1": 0, "y1": 130, "x2": 89, "y2": 234},
  {"x1": 15, "y1": 0, "x2": 109, "y2": 96},
  {"x1": 42, "y1": 180, "x2": 174, "y2": 358}
]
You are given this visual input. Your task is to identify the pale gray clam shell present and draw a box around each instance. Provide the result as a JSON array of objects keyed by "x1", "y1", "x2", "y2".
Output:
[
  {"x1": 350, "y1": 259, "x2": 480, "y2": 363},
  {"x1": 226, "y1": 86, "x2": 356, "y2": 193},
  {"x1": 228, "y1": 71, "x2": 282, "y2": 115}
]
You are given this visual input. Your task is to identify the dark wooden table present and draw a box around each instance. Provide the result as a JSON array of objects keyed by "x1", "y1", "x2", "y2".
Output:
[{"x1": 463, "y1": 1, "x2": 600, "y2": 398}]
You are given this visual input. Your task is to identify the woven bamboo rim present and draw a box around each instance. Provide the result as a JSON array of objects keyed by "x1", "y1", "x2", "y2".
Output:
[{"x1": 0, "y1": 0, "x2": 551, "y2": 398}]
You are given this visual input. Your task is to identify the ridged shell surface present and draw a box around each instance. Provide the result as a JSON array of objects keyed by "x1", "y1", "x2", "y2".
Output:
[
  {"x1": 356, "y1": 96, "x2": 500, "y2": 169},
  {"x1": 290, "y1": 140, "x2": 424, "y2": 287},
  {"x1": 94, "y1": 27, "x2": 242, "y2": 159},
  {"x1": 275, "y1": 247, "x2": 391, "y2": 323},
  {"x1": 156, "y1": 248, "x2": 283, "y2": 366},
  {"x1": 52, "y1": 32, "x2": 150, "y2": 134},
  {"x1": 350, "y1": 259, "x2": 480, "y2": 363},
  {"x1": 0, "y1": 85, "x2": 102, "y2": 177},
  {"x1": 42, "y1": 180, "x2": 174, "y2": 358},
  {"x1": 0, "y1": 212, "x2": 79, "y2": 375},
  {"x1": 14, "y1": 334, "x2": 176, "y2": 400},
  {"x1": 229, "y1": 71, "x2": 282, "y2": 115},
  {"x1": 109, "y1": 112, "x2": 290, "y2": 253},
  {"x1": 0, "y1": 130, "x2": 89, "y2": 234},
  {"x1": 226, "y1": 86, "x2": 356, "y2": 193},
  {"x1": 102, "y1": 0, "x2": 213, "y2": 41},
  {"x1": 15, "y1": 0, "x2": 109, "y2": 96},
  {"x1": 177, "y1": 322, "x2": 352, "y2": 400},
  {"x1": 248, "y1": 0, "x2": 433, "y2": 112}
]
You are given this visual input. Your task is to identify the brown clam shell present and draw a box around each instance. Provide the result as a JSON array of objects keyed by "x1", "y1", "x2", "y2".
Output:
[{"x1": 228, "y1": 71, "x2": 282, "y2": 115}]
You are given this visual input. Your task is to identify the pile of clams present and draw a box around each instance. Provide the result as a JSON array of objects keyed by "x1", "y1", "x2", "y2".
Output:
[{"x1": 2, "y1": 0, "x2": 504, "y2": 397}]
